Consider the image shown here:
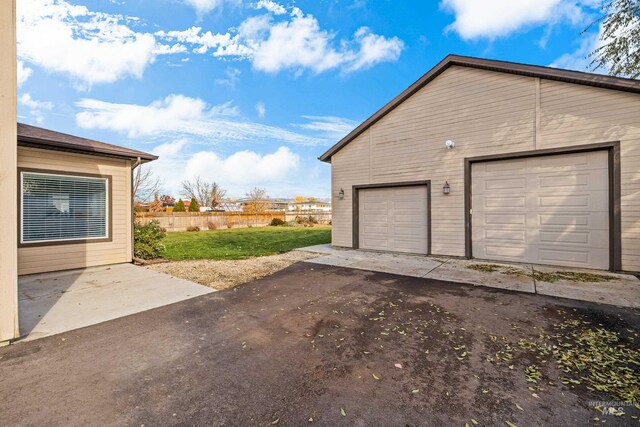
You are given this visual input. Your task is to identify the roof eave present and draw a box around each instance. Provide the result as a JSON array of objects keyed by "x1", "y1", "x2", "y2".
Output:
[{"x1": 18, "y1": 137, "x2": 158, "y2": 163}]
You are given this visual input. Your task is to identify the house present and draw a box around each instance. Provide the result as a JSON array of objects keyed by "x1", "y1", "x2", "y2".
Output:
[
  {"x1": 16, "y1": 123, "x2": 157, "y2": 275},
  {"x1": 320, "y1": 55, "x2": 640, "y2": 272},
  {"x1": 287, "y1": 201, "x2": 332, "y2": 212}
]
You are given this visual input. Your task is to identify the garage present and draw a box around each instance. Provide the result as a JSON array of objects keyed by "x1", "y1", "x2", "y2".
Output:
[
  {"x1": 356, "y1": 184, "x2": 429, "y2": 254},
  {"x1": 471, "y1": 151, "x2": 609, "y2": 269},
  {"x1": 320, "y1": 55, "x2": 639, "y2": 272}
]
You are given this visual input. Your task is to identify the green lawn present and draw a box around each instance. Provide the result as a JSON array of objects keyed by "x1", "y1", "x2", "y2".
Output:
[{"x1": 162, "y1": 226, "x2": 331, "y2": 260}]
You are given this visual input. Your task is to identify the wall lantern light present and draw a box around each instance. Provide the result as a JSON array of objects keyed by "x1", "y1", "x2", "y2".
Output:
[
  {"x1": 338, "y1": 188, "x2": 345, "y2": 199},
  {"x1": 442, "y1": 181, "x2": 450, "y2": 195},
  {"x1": 445, "y1": 140, "x2": 455, "y2": 149}
]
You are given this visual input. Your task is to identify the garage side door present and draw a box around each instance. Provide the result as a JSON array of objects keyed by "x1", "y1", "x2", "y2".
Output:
[
  {"x1": 358, "y1": 186, "x2": 429, "y2": 254},
  {"x1": 472, "y1": 151, "x2": 609, "y2": 269}
]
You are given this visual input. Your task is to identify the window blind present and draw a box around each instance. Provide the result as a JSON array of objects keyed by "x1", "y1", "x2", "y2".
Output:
[{"x1": 21, "y1": 172, "x2": 108, "y2": 243}]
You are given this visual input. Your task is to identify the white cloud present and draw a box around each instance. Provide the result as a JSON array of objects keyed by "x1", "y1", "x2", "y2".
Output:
[
  {"x1": 185, "y1": 146, "x2": 299, "y2": 184},
  {"x1": 255, "y1": 0, "x2": 287, "y2": 15},
  {"x1": 346, "y1": 27, "x2": 404, "y2": 72},
  {"x1": 17, "y1": 60, "x2": 32, "y2": 87},
  {"x1": 146, "y1": 140, "x2": 303, "y2": 197},
  {"x1": 255, "y1": 101, "x2": 266, "y2": 118},
  {"x1": 158, "y1": 4, "x2": 404, "y2": 74},
  {"x1": 295, "y1": 115, "x2": 358, "y2": 140},
  {"x1": 19, "y1": 93, "x2": 54, "y2": 111},
  {"x1": 17, "y1": 0, "x2": 178, "y2": 87},
  {"x1": 184, "y1": 0, "x2": 239, "y2": 16},
  {"x1": 19, "y1": 93, "x2": 54, "y2": 124},
  {"x1": 215, "y1": 67, "x2": 242, "y2": 88},
  {"x1": 440, "y1": 0, "x2": 597, "y2": 40},
  {"x1": 75, "y1": 94, "x2": 326, "y2": 145}
]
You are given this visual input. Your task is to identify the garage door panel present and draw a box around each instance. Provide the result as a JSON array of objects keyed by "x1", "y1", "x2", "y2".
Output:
[
  {"x1": 359, "y1": 186, "x2": 428, "y2": 255},
  {"x1": 472, "y1": 150, "x2": 609, "y2": 269}
]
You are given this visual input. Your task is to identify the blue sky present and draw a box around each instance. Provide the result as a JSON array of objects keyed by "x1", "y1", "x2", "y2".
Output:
[{"x1": 16, "y1": 0, "x2": 606, "y2": 199}]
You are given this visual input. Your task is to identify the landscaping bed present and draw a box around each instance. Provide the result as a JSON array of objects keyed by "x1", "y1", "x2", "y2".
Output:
[{"x1": 148, "y1": 250, "x2": 320, "y2": 290}]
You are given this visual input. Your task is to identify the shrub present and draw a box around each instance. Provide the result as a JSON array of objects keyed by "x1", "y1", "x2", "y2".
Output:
[
  {"x1": 226, "y1": 224, "x2": 233, "y2": 229},
  {"x1": 270, "y1": 218, "x2": 286, "y2": 226},
  {"x1": 188, "y1": 197, "x2": 200, "y2": 212},
  {"x1": 207, "y1": 222, "x2": 217, "y2": 230},
  {"x1": 173, "y1": 199, "x2": 186, "y2": 212},
  {"x1": 186, "y1": 225, "x2": 200, "y2": 232},
  {"x1": 134, "y1": 220, "x2": 165, "y2": 259}
]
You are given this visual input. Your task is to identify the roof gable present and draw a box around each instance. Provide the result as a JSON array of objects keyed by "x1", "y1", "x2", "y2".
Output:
[{"x1": 319, "y1": 54, "x2": 640, "y2": 162}]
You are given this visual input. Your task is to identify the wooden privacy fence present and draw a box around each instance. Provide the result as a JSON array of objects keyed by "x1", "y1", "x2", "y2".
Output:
[{"x1": 136, "y1": 211, "x2": 285, "y2": 232}]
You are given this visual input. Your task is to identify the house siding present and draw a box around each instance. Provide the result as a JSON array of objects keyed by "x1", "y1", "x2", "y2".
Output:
[
  {"x1": 17, "y1": 147, "x2": 132, "y2": 275},
  {"x1": 330, "y1": 65, "x2": 640, "y2": 271}
]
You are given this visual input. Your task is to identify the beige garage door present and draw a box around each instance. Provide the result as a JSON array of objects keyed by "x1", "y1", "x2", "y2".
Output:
[
  {"x1": 472, "y1": 151, "x2": 609, "y2": 269},
  {"x1": 358, "y1": 185, "x2": 429, "y2": 254}
]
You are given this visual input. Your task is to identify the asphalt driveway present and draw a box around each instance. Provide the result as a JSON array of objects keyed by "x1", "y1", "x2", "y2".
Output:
[{"x1": 0, "y1": 263, "x2": 638, "y2": 426}]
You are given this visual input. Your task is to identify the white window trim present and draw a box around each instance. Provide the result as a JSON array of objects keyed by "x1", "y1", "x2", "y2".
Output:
[{"x1": 20, "y1": 171, "x2": 110, "y2": 245}]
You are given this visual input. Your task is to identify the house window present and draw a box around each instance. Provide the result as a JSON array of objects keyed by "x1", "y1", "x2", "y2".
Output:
[{"x1": 21, "y1": 171, "x2": 109, "y2": 244}]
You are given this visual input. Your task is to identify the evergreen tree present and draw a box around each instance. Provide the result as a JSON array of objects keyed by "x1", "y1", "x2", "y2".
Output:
[
  {"x1": 173, "y1": 198, "x2": 186, "y2": 212},
  {"x1": 188, "y1": 197, "x2": 200, "y2": 212}
]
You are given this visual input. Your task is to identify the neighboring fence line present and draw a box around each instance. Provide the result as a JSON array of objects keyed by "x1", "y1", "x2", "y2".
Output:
[
  {"x1": 284, "y1": 212, "x2": 331, "y2": 224},
  {"x1": 136, "y1": 211, "x2": 331, "y2": 232}
]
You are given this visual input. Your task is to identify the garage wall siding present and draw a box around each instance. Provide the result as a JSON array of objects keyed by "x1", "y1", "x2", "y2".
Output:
[
  {"x1": 330, "y1": 65, "x2": 640, "y2": 271},
  {"x1": 539, "y1": 80, "x2": 640, "y2": 271},
  {"x1": 17, "y1": 147, "x2": 132, "y2": 275}
]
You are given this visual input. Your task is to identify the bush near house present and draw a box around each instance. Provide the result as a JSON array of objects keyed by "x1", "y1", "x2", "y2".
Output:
[
  {"x1": 270, "y1": 218, "x2": 286, "y2": 226},
  {"x1": 134, "y1": 220, "x2": 166, "y2": 259}
]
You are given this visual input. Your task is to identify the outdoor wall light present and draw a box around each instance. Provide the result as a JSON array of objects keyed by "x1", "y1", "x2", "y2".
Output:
[
  {"x1": 338, "y1": 188, "x2": 345, "y2": 199},
  {"x1": 442, "y1": 181, "x2": 450, "y2": 195},
  {"x1": 445, "y1": 140, "x2": 455, "y2": 149}
]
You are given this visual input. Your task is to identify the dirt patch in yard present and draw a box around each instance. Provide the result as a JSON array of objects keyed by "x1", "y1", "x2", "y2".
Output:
[{"x1": 147, "y1": 250, "x2": 320, "y2": 290}]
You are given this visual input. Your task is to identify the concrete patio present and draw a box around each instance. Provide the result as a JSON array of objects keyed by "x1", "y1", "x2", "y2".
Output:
[
  {"x1": 299, "y1": 244, "x2": 640, "y2": 308},
  {"x1": 18, "y1": 263, "x2": 213, "y2": 342}
]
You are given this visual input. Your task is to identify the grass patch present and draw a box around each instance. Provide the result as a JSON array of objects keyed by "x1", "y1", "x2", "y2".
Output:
[
  {"x1": 162, "y1": 225, "x2": 331, "y2": 260},
  {"x1": 467, "y1": 264, "x2": 616, "y2": 283},
  {"x1": 531, "y1": 271, "x2": 616, "y2": 283},
  {"x1": 467, "y1": 263, "x2": 502, "y2": 273}
]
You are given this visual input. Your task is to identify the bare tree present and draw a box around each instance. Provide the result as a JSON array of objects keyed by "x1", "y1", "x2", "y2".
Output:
[
  {"x1": 181, "y1": 177, "x2": 227, "y2": 208},
  {"x1": 585, "y1": 0, "x2": 640, "y2": 78},
  {"x1": 244, "y1": 187, "x2": 270, "y2": 213},
  {"x1": 133, "y1": 165, "x2": 162, "y2": 203},
  {"x1": 210, "y1": 182, "x2": 226, "y2": 208}
]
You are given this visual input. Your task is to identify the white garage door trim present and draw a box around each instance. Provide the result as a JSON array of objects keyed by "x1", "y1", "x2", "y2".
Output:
[
  {"x1": 464, "y1": 142, "x2": 621, "y2": 271},
  {"x1": 353, "y1": 181, "x2": 431, "y2": 255}
]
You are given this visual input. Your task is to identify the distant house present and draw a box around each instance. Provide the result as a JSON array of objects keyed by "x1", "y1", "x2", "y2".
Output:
[
  {"x1": 287, "y1": 201, "x2": 331, "y2": 212},
  {"x1": 218, "y1": 201, "x2": 243, "y2": 212},
  {"x1": 17, "y1": 123, "x2": 157, "y2": 275}
]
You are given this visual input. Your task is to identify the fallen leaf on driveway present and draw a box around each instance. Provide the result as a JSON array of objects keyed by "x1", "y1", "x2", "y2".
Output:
[
  {"x1": 372, "y1": 373, "x2": 381, "y2": 380},
  {"x1": 395, "y1": 363, "x2": 403, "y2": 369},
  {"x1": 340, "y1": 408, "x2": 346, "y2": 417}
]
